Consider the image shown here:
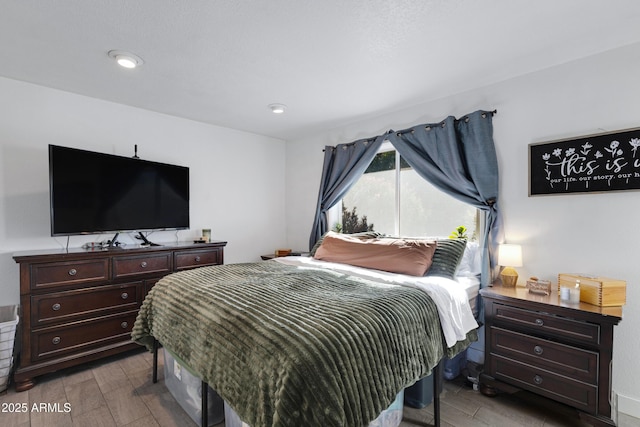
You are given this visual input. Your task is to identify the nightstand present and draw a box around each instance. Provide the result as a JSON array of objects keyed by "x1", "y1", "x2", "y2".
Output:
[{"x1": 479, "y1": 285, "x2": 622, "y2": 427}]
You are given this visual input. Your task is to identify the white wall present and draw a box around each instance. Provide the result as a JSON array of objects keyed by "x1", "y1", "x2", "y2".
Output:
[
  {"x1": 285, "y1": 42, "x2": 640, "y2": 418},
  {"x1": 0, "y1": 76, "x2": 287, "y2": 306}
]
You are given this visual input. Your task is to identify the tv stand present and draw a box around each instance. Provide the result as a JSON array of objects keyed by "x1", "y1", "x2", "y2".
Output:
[
  {"x1": 12, "y1": 241, "x2": 227, "y2": 392},
  {"x1": 107, "y1": 233, "x2": 122, "y2": 248},
  {"x1": 135, "y1": 232, "x2": 160, "y2": 246}
]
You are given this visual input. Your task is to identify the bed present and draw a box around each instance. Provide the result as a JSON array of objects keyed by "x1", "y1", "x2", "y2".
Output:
[{"x1": 131, "y1": 233, "x2": 480, "y2": 427}]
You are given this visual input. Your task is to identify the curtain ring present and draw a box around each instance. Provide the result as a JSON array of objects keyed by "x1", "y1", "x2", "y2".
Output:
[
  {"x1": 465, "y1": 117, "x2": 470, "y2": 123},
  {"x1": 481, "y1": 113, "x2": 487, "y2": 118},
  {"x1": 441, "y1": 122, "x2": 446, "y2": 128},
  {"x1": 425, "y1": 126, "x2": 431, "y2": 131}
]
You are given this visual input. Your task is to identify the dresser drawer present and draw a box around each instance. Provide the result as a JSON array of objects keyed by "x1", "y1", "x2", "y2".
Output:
[
  {"x1": 30, "y1": 258, "x2": 110, "y2": 291},
  {"x1": 31, "y1": 282, "x2": 143, "y2": 327},
  {"x1": 490, "y1": 327, "x2": 598, "y2": 384},
  {"x1": 144, "y1": 278, "x2": 162, "y2": 294},
  {"x1": 113, "y1": 253, "x2": 171, "y2": 279},
  {"x1": 174, "y1": 248, "x2": 222, "y2": 270},
  {"x1": 492, "y1": 302, "x2": 600, "y2": 346},
  {"x1": 32, "y1": 311, "x2": 138, "y2": 362},
  {"x1": 490, "y1": 355, "x2": 597, "y2": 413}
]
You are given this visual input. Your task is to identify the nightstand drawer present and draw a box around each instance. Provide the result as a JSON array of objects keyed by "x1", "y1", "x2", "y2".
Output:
[
  {"x1": 174, "y1": 248, "x2": 222, "y2": 270},
  {"x1": 113, "y1": 254, "x2": 171, "y2": 279},
  {"x1": 31, "y1": 283, "x2": 143, "y2": 326},
  {"x1": 490, "y1": 355, "x2": 597, "y2": 413},
  {"x1": 492, "y1": 302, "x2": 600, "y2": 346},
  {"x1": 31, "y1": 258, "x2": 110, "y2": 291},
  {"x1": 490, "y1": 327, "x2": 598, "y2": 384},
  {"x1": 32, "y1": 311, "x2": 138, "y2": 362}
]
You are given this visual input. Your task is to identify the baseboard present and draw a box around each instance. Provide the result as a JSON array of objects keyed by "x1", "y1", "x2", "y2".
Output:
[{"x1": 617, "y1": 391, "x2": 640, "y2": 420}]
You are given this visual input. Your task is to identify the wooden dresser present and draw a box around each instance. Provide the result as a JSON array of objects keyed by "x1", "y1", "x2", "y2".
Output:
[
  {"x1": 479, "y1": 285, "x2": 622, "y2": 427},
  {"x1": 12, "y1": 241, "x2": 227, "y2": 391}
]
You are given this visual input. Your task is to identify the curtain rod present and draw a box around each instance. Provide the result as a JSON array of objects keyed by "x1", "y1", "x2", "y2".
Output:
[
  {"x1": 322, "y1": 135, "x2": 381, "y2": 152},
  {"x1": 322, "y1": 110, "x2": 497, "y2": 151},
  {"x1": 395, "y1": 109, "x2": 497, "y2": 136}
]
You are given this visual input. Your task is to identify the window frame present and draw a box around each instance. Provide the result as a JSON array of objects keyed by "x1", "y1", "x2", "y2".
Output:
[{"x1": 331, "y1": 142, "x2": 480, "y2": 239}]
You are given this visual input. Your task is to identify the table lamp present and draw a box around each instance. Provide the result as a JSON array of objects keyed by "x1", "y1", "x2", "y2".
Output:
[{"x1": 498, "y1": 244, "x2": 522, "y2": 287}]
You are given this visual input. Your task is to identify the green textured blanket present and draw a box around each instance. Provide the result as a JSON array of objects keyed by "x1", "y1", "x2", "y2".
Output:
[{"x1": 132, "y1": 261, "x2": 473, "y2": 427}]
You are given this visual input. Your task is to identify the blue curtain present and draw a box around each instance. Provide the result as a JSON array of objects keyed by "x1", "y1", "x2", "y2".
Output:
[
  {"x1": 385, "y1": 110, "x2": 503, "y2": 289},
  {"x1": 309, "y1": 135, "x2": 384, "y2": 250}
]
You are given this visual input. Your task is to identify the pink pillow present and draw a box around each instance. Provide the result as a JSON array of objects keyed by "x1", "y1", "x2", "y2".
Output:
[{"x1": 313, "y1": 232, "x2": 436, "y2": 276}]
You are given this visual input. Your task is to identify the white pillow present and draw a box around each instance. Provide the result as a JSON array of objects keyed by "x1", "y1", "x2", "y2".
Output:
[{"x1": 457, "y1": 241, "x2": 482, "y2": 277}]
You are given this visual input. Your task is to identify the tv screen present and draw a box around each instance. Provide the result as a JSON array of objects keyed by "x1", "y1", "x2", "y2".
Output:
[{"x1": 49, "y1": 145, "x2": 190, "y2": 236}]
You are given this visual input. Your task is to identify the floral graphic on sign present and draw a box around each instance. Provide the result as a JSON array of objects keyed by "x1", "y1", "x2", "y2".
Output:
[
  {"x1": 631, "y1": 138, "x2": 640, "y2": 158},
  {"x1": 604, "y1": 140, "x2": 622, "y2": 157}
]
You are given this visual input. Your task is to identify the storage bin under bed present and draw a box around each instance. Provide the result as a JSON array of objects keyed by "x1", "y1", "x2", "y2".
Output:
[
  {"x1": 224, "y1": 390, "x2": 404, "y2": 427},
  {"x1": 163, "y1": 348, "x2": 225, "y2": 426}
]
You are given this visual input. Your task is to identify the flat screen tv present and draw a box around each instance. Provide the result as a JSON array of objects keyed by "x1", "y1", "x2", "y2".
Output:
[{"x1": 49, "y1": 145, "x2": 189, "y2": 241}]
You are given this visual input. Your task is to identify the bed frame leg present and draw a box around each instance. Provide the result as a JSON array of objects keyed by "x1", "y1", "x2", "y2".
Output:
[
  {"x1": 152, "y1": 339, "x2": 159, "y2": 384},
  {"x1": 433, "y1": 359, "x2": 442, "y2": 427},
  {"x1": 202, "y1": 380, "x2": 209, "y2": 427}
]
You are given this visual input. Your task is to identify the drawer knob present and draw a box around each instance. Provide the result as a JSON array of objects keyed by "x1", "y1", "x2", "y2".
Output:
[
  {"x1": 533, "y1": 375, "x2": 543, "y2": 385},
  {"x1": 52, "y1": 336, "x2": 61, "y2": 345},
  {"x1": 121, "y1": 321, "x2": 128, "y2": 329},
  {"x1": 121, "y1": 292, "x2": 129, "y2": 300},
  {"x1": 533, "y1": 345, "x2": 544, "y2": 355},
  {"x1": 68, "y1": 268, "x2": 77, "y2": 276},
  {"x1": 535, "y1": 318, "x2": 544, "y2": 326},
  {"x1": 140, "y1": 261, "x2": 148, "y2": 268},
  {"x1": 52, "y1": 303, "x2": 61, "y2": 311},
  {"x1": 195, "y1": 256, "x2": 201, "y2": 262}
]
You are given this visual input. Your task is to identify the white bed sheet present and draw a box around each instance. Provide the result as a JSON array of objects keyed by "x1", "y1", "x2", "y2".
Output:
[
  {"x1": 455, "y1": 275, "x2": 480, "y2": 302},
  {"x1": 273, "y1": 256, "x2": 479, "y2": 348}
]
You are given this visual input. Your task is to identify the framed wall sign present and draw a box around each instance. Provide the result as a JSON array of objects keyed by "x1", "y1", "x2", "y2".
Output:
[{"x1": 529, "y1": 127, "x2": 640, "y2": 196}]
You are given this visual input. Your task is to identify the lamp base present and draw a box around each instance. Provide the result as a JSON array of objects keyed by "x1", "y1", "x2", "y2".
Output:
[{"x1": 500, "y1": 267, "x2": 518, "y2": 287}]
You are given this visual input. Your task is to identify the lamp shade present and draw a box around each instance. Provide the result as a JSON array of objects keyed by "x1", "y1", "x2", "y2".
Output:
[{"x1": 498, "y1": 244, "x2": 522, "y2": 267}]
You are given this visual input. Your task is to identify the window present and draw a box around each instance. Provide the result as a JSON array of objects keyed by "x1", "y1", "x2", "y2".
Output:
[{"x1": 335, "y1": 143, "x2": 478, "y2": 238}]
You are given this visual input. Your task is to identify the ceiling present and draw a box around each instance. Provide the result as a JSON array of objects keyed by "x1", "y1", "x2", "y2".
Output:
[{"x1": 2, "y1": 1, "x2": 640, "y2": 141}]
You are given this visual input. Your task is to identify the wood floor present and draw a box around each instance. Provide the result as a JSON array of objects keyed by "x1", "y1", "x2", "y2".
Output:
[{"x1": 1, "y1": 349, "x2": 638, "y2": 427}]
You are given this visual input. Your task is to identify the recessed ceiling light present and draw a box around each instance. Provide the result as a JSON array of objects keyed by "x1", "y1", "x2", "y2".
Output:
[
  {"x1": 268, "y1": 103, "x2": 287, "y2": 114},
  {"x1": 108, "y1": 50, "x2": 144, "y2": 69}
]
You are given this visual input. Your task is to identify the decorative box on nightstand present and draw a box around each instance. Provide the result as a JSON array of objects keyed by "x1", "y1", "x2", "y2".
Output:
[{"x1": 479, "y1": 284, "x2": 622, "y2": 427}]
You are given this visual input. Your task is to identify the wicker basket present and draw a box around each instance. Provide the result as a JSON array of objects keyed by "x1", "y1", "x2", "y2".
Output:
[{"x1": 0, "y1": 305, "x2": 19, "y2": 392}]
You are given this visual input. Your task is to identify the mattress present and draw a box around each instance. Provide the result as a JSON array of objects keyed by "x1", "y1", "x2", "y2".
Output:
[
  {"x1": 273, "y1": 256, "x2": 479, "y2": 347},
  {"x1": 454, "y1": 275, "x2": 480, "y2": 318},
  {"x1": 274, "y1": 254, "x2": 481, "y2": 318}
]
